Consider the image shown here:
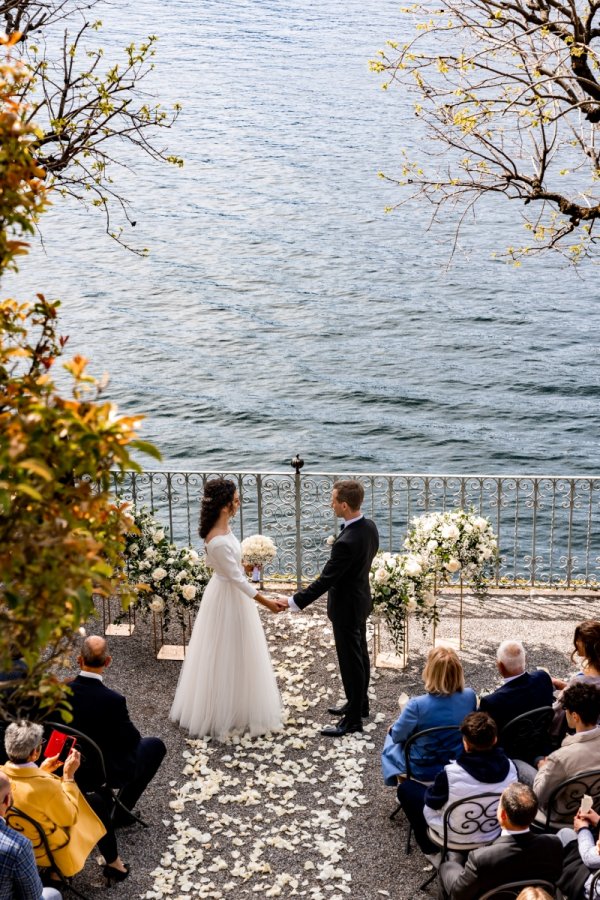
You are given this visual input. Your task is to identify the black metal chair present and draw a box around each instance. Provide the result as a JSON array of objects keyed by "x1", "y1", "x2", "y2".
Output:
[
  {"x1": 45, "y1": 721, "x2": 148, "y2": 828},
  {"x1": 389, "y1": 725, "x2": 462, "y2": 854},
  {"x1": 477, "y1": 879, "x2": 558, "y2": 900},
  {"x1": 533, "y1": 769, "x2": 600, "y2": 831},
  {"x1": 5, "y1": 805, "x2": 90, "y2": 900},
  {"x1": 499, "y1": 706, "x2": 554, "y2": 764},
  {"x1": 419, "y1": 791, "x2": 502, "y2": 891},
  {"x1": 590, "y1": 869, "x2": 600, "y2": 898}
]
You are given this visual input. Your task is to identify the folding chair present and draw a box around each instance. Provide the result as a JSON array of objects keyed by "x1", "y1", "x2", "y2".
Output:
[
  {"x1": 6, "y1": 805, "x2": 90, "y2": 900},
  {"x1": 389, "y1": 724, "x2": 462, "y2": 855},
  {"x1": 499, "y1": 706, "x2": 554, "y2": 764},
  {"x1": 533, "y1": 769, "x2": 600, "y2": 832},
  {"x1": 45, "y1": 721, "x2": 148, "y2": 828},
  {"x1": 419, "y1": 791, "x2": 502, "y2": 891}
]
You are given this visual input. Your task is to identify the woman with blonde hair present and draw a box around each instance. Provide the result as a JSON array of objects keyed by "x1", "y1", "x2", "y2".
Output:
[
  {"x1": 516, "y1": 889, "x2": 553, "y2": 900},
  {"x1": 381, "y1": 645, "x2": 477, "y2": 785}
]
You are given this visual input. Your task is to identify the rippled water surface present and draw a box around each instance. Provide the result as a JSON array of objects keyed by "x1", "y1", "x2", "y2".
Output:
[{"x1": 10, "y1": 0, "x2": 600, "y2": 473}]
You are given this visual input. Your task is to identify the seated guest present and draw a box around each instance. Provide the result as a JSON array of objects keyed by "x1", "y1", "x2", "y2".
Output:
[
  {"x1": 0, "y1": 721, "x2": 126, "y2": 881},
  {"x1": 556, "y1": 807, "x2": 600, "y2": 899},
  {"x1": 68, "y1": 636, "x2": 166, "y2": 823},
  {"x1": 381, "y1": 647, "x2": 476, "y2": 785},
  {"x1": 479, "y1": 640, "x2": 554, "y2": 733},
  {"x1": 438, "y1": 783, "x2": 562, "y2": 900},
  {"x1": 516, "y1": 891, "x2": 553, "y2": 900},
  {"x1": 398, "y1": 711, "x2": 517, "y2": 860},
  {"x1": 0, "y1": 770, "x2": 62, "y2": 900},
  {"x1": 517, "y1": 683, "x2": 600, "y2": 824},
  {"x1": 552, "y1": 621, "x2": 600, "y2": 738}
]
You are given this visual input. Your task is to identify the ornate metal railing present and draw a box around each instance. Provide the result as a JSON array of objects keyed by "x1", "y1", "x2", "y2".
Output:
[{"x1": 111, "y1": 467, "x2": 600, "y2": 590}]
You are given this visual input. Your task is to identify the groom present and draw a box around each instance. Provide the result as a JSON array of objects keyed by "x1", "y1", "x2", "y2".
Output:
[{"x1": 287, "y1": 480, "x2": 379, "y2": 737}]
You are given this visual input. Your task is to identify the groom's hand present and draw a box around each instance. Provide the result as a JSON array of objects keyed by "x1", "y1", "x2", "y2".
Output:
[{"x1": 274, "y1": 596, "x2": 289, "y2": 612}]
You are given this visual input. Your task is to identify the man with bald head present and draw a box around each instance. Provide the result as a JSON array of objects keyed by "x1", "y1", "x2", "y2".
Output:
[
  {"x1": 68, "y1": 636, "x2": 166, "y2": 825},
  {"x1": 479, "y1": 640, "x2": 554, "y2": 733},
  {"x1": 0, "y1": 771, "x2": 62, "y2": 899}
]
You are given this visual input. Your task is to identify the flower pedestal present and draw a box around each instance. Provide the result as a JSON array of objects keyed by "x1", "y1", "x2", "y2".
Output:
[
  {"x1": 372, "y1": 615, "x2": 408, "y2": 671},
  {"x1": 101, "y1": 595, "x2": 136, "y2": 636},
  {"x1": 432, "y1": 579, "x2": 465, "y2": 651},
  {"x1": 153, "y1": 612, "x2": 193, "y2": 660}
]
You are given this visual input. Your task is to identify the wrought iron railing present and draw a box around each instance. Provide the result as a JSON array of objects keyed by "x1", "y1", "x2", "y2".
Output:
[{"x1": 111, "y1": 468, "x2": 600, "y2": 590}]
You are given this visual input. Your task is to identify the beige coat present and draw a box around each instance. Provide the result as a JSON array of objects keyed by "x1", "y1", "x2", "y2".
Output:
[
  {"x1": 533, "y1": 726, "x2": 600, "y2": 816},
  {"x1": 2, "y1": 761, "x2": 106, "y2": 876}
]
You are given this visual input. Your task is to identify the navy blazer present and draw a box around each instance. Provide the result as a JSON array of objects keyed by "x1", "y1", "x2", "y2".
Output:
[
  {"x1": 67, "y1": 674, "x2": 141, "y2": 789},
  {"x1": 293, "y1": 517, "x2": 379, "y2": 626},
  {"x1": 439, "y1": 832, "x2": 562, "y2": 900},
  {"x1": 478, "y1": 670, "x2": 554, "y2": 733}
]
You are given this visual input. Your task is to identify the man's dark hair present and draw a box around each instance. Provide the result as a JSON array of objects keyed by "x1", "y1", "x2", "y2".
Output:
[
  {"x1": 461, "y1": 711, "x2": 497, "y2": 750},
  {"x1": 500, "y1": 782, "x2": 538, "y2": 828},
  {"x1": 560, "y1": 681, "x2": 600, "y2": 725},
  {"x1": 332, "y1": 480, "x2": 364, "y2": 510}
]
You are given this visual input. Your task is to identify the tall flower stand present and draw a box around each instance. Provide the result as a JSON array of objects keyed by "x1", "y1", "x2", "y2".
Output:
[
  {"x1": 432, "y1": 578, "x2": 464, "y2": 651},
  {"x1": 153, "y1": 611, "x2": 193, "y2": 660},
  {"x1": 102, "y1": 594, "x2": 136, "y2": 636},
  {"x1": 372, "y1": 615, "x2": 409, "y2": 671}
]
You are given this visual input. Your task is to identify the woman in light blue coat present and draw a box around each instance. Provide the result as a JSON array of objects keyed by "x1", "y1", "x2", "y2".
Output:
[{"x1": 381, "y1": 646, "x2": 477, "y2": 785}]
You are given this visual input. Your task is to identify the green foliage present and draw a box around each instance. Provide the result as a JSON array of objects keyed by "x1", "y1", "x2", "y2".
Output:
[{"x1": 0, "y1": 294, "x2": 157, "y2": 716}]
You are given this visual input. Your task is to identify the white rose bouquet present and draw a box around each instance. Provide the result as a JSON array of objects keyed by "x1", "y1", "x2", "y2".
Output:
[
  {"x1": 240, "y1": 534, "x2": 277, "y2": 567},
  {"x1": 404, "y1": 509, "x2": 498, "y2": 597},
  {"x1": 370, "y1": 552, "x2": 437, "y2": 653},
  {"x1": 122, "y1": 506, "x2": 210, "y2": 629}
]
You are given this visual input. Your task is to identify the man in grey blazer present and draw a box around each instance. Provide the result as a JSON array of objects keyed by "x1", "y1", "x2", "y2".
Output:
[{"x1": 438, "y1": 782, "x2": 562, "y2": 900}]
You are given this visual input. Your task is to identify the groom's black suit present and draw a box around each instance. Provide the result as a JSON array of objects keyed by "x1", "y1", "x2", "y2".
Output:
[{"x1": 293, "y1": 516, "x2": 379, "y2": 724}]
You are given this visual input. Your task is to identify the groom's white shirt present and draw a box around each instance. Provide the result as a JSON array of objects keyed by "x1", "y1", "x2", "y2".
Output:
[{"x1": 287, "y1": 515, "x2": 364, "y2": 612}]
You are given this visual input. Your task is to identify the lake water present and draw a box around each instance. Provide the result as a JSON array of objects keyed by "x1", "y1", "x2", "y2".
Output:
[{"x1": 9, "y1": 0, "x2": 600, "y2": 475}]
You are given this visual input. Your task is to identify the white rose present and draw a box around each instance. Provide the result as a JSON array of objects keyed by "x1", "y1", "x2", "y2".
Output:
[
  {"x1": 152, "y1": 529, "x2": 165, "y2": 543},
  {"x1": 382, "y1": 552, "x2": 393, "y2": 562},
  {"x1": 426, "y1": 540, "x2": 438, "y2": 552},
  {"x1": 144, "y1": 547, "x2": 157, "y2": 559},
  {"x1": 441, "y1": 524, "x2": 460, "y2": 541},
  {"x1": 446, "y1": 558, "x2": 461, "y2": 573},
  {"x1": 463, "y1": 523, "x2": 473, "y2": 534},
  {"x1": 374, "y1": 568, "x2": 389, "y2": 585},
  {"x1": 150, "y1": 597, "x2": 165, "y2": 613},
  {"x1": 482, "y1": 547, "x2": 493, "y2": 560},
  {"x1": 188, "y1": 549, "x2": 200, "y2": 562},
  {"x1": 423, "y1": 591, "x2": 436, "y2": 607},
  {"x1": 406, "y1": 598, "x2": 418, "y2": 613},
  {"x1": 404, "y1": 556, "x2": 423, "y2": 578},
  {"x1": 473, "y1": 516, "x2": 488, "y2": 531},
  {"x1": 326, "y1": 535, "x2": 335, "y2": 546},
  {"x1": 152, "y1": 567, "x2": 167, "y2": 581},
  {"x1": 129, "y1": 545, "x2": 139, "y2": 556},
  {"x1": 181, "y1": 584, "x2": 197, "y2": 601}
]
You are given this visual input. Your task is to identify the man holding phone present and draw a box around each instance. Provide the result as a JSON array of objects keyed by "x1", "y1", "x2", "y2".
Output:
[{"x1": 68, "y1": 636, "x2": 166, "y2": 824}]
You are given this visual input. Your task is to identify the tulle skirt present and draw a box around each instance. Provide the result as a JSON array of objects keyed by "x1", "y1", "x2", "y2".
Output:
[{"x1": 170, "y1": 573, "x2": 283, "y2": 739}]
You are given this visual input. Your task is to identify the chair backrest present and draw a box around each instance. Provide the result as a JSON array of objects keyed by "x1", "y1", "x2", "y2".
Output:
[
  {"x1": 543, "y1": 769, "x2": 600, "y2": 830},
  {"x1": 442, "y1": 791, "x2": 502, "y2": 851},
  {"x1": 590, "y1": 869, "x2": 600, "y2": 899},
  {"x1": 45, "y1": 720, "x2": 109, "y2": 791},
  {"x1": 499, "y1": 706, "x2": 554, "y2": 762},
  {"x1": 477, "y1": 879, "x2": 557, "y2": 900},
  {"x1": 405, "y1": 725, "x2": 462, "y2": 781},
  {"x1": 5, "y1": 805, "x2": 57, "y2": 871}
]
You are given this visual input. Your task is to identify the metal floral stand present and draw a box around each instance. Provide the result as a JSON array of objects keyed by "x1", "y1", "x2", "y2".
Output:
[
  {"x1": 372, "y1": 615, "x2": 409, "y2": 671},
  {"x1": 102, "y1": 594, "x2": 136, "y2": 636},
  {"x1": 152, "y1": 611, "x2": 193, "y2": 660},
  {"x1": 432, "y1": 576, "x2": 465, "y2": 651}
]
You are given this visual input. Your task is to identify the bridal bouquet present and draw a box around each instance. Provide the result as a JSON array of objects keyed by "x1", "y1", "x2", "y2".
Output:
[
  {"x1": 404, "y1": 509, "x2": 498, "y2": 597},
  {"x1": 122, "y1": 506, "x2": 210, "y2": 629},
  {"x1": 240, "y1": 534, "x2": 277, "y2": 567},
  {"x1": 370, "y1": 552, "x2": 437, "y2": 653}
]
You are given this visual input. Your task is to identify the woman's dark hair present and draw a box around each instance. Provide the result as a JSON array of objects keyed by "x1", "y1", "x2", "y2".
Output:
[
  {"x1": 572, "y1": 620, "x2": 600, "y2": 669},
  {"x1": 199, "y1": 479, "x2": 237, "y2": 539}
]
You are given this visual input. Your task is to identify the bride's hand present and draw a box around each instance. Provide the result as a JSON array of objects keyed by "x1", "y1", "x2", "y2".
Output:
[{"x1": 263, "y1": 596, "x2": 285, "y2": 614}]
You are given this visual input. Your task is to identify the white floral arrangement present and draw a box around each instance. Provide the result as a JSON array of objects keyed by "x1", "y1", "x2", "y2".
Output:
[
  {"x1": 240, "y1": 534, "x2": 277, "y2": 567},
  {"x1": 370, "y1": 551, "x2": 437, "y2": 653},
  {"x1": 122, "y1": 506, "x2": 211, "y2": 629},
  {"x1": 403, "y1": 508, "x2": 498, "y2": 597}
]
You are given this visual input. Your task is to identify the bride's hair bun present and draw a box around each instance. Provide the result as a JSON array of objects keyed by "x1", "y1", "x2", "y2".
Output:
[{"x1": 199, "y1": 478, "x2": 237, "y2": 539}]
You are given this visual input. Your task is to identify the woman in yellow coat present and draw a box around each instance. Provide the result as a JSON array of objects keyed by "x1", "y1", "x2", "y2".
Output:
[{"x1": 3, "y1": 721, "x2": 129, "y2": 883}]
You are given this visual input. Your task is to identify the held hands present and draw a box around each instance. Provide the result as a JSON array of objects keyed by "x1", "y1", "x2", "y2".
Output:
[{"x1": 263, "y1": 595, "x2": 289, "y2": 614}]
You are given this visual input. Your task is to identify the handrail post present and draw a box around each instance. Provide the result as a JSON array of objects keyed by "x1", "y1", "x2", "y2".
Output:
[{"x1": 291, "y1": 455, "x2": 304, "y2": 590}]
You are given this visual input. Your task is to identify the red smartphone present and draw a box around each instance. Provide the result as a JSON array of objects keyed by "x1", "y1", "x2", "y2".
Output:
[{"x1": 44, "y1": 730, "x2": 76, "y2": 763}]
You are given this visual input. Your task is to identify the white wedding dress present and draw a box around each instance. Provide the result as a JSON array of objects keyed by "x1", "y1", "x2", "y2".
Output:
[{"x1": 170, "y1": 531, "x2": 283, "y2": 739}]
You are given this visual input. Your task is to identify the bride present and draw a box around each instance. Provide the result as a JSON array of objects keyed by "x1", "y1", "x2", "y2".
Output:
[{"x1": 170, "y1": 478, "x2": 285, "y2": 739}]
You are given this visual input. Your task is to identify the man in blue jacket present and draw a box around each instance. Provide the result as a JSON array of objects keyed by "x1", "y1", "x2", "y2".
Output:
[{"x1": 479, "y1": 640, "x2": 554, "y2": 733}]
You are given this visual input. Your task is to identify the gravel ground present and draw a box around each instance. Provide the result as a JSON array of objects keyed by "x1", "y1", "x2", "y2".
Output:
[{"x1": 68, "y1": 590, "x2": 600, "y2": 900}]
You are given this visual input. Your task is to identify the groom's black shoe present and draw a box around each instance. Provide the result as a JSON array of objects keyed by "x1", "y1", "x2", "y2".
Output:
[
  {"x1": 320, "y1": 717, "x2": 363, "y2": 737},
  {"x1": 328, "y1": 702, "x2": 370, "y2": 718}
]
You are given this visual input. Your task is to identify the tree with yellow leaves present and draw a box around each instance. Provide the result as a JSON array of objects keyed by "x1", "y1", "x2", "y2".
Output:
[{"x1": 372, "y1": 0, "x2": 600, "y2": 262}]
